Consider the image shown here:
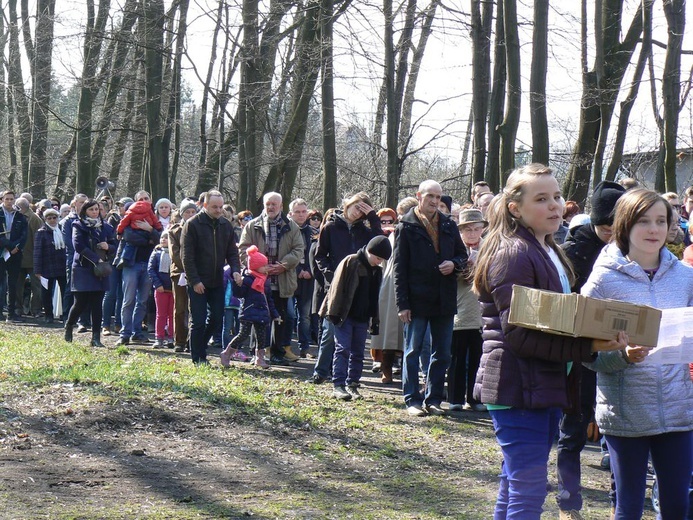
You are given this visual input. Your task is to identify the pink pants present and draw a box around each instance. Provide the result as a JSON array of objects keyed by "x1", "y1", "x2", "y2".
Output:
[{"x1": 154, "y1": 290, "x2": 174, "y2": 340}]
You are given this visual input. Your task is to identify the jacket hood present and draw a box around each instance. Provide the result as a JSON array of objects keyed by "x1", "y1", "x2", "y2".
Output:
[{"x1": 594, "y1": 242, "x2": 679, "y2": 282}]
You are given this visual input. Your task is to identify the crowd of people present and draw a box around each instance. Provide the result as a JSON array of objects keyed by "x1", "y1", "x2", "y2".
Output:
[{"x1": 0, "y1": 165, "x2": 691, "y2": 519}]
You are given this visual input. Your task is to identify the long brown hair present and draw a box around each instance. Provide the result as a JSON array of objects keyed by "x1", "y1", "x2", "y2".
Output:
[{"x1": 473, "y1": 163, "x2": 574, "y2": 293}]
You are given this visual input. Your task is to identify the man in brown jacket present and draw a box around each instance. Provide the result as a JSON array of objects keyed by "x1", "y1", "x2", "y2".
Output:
[{"x1": 168, "y1": 199, "x2": 197, "y2": 352}]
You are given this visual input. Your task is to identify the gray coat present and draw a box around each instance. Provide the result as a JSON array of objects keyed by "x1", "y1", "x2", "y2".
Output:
[{"x1": 582, "y1": 243, "x2": 693, "y2": 437}]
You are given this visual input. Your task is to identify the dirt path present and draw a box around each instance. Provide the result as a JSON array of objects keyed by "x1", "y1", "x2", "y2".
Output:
[{"x1": 0, "y1": 319, "x2": 657, "y2": 519}]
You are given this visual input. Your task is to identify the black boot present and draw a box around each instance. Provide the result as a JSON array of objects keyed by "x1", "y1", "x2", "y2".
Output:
[
  {"x1": 91, "y1": 332, "x2": 105, "y2": 348},
  {"x1": 64, "y1": 325, "x2": 73, "y2": 343}
]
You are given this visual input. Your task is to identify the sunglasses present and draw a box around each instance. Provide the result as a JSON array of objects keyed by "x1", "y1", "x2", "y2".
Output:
[
  {"x1": 309, "y1": 216, "x2": 321, "y2": 220},
  {"x1": 380, "y1": 219, "x2": 394, "y2": 225},
  {"x1": 243, "y1": 215, "x2": 253, "y2": 221}
]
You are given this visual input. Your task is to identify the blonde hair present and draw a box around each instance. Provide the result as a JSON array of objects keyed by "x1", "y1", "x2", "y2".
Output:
[{"x1": 473, "y1": 163, "x2": 574, "y2": 293}]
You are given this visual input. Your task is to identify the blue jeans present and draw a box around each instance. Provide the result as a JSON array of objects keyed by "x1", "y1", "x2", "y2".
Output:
[
  {"x1": 102, "y1": 266, "x2": 123, "y2": 330},
  {"x1": 312, "y1": 318, "x2": 335, "y2": 379},
  {"x1": 222, "y1": 308, "x2": 239, "y2": 347},
  {"x1": 606, "y1": 431, "x2": 692, "y2": 520},
  {"x1": 402, "y1": 315, "x2": 452, "y2": 407},
  {"x1": 332, "y1": 318, "x2": 368, "y2": 387},
  {"x1": 187, "y1": 285, "x2": 224, "y2": 363},
  {"x1": 295, "y1": 291, "x2": 313, "y2": 350},
  {"x1": 120, "y1": 261, "x2": 150, "y2": 339},
  {"x1": 282, "y1": 296, "x2": 297, "y2": 346},
  {"x1": 490, "y1": 407, "x2": 562, "y2": 519}
]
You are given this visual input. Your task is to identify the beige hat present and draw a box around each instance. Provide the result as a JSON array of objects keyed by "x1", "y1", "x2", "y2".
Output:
[{"x1": 458, "y1": 208, "x2": 488, "y2": 227}]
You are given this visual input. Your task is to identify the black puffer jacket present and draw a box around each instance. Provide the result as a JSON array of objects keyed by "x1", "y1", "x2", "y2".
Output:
[
  {"x1": 561, "y1": 224, "x2": 607, "y2": 291},
  {"x1": 314, "y1": 210, "x2": 383, "y2": 285},
  {"x1": 393, "y1": 208, "x2": 467, "y2": 317},
  {"x1": 181, "y1": 211, "x2": 240, "y2": 288}
]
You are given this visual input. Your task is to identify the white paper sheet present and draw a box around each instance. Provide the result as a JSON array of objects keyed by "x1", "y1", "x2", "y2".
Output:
[
  {"x1": 642, "y1": 307, "x2": 693, "y2": 365},
  {"x1": 40, "y1": 276, "x2": 49, "y2": 290},
  {"x1": 2, "y1": 249, "x2": 10, "y2": 261},
  {"x1": 177, "y1": 272, "x2": 187, "y2": 286}
]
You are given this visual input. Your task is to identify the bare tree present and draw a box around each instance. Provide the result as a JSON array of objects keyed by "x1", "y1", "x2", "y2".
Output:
[
  {"x1": 485, "y1": 0, "x2": 505, "y2": 192},
  {"x1": 530, "y1": 0, "x2": 549, "y2": 164},
  {"x1": 498, "y1": 0, "x2": 520, "y2": 179},
  {"x1": 470, "y1": 0, "x2": 493, "y2": 184}
]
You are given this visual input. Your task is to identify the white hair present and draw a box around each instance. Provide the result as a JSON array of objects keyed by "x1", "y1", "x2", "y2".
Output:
[{"x1": 263, "y1": 192, "x2": 282, "y2": 204}]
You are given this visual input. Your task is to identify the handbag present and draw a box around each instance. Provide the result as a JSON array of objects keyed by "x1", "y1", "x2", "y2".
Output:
[
  {"x1": 93, "y1": 261, "x2": 113, "y2": 279},
  {"x1": 89, "y1": 234, "x2": 113, "y2": 279}
]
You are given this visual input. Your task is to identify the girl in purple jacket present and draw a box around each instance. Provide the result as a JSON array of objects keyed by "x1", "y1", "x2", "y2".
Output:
[{"x1": 472, "y1": 163, "x2": 626, "y2": 519}]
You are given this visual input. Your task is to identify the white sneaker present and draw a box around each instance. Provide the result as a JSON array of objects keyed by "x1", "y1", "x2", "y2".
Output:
[{"x1": 406, "y1": 405, "x2": 427, "y2": 417}]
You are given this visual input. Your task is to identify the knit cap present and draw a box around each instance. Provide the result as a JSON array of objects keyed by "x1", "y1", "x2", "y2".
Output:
[
  {"x1": 591, "y1": 181, "x2": 626, "y2": 226},
  {"x1": 155, "y1": 198, "x2": 172, "y2": 211},
  {"x1": 179, "y1": 199, "x2": 197, "y2": 215},
  {"x1": 366, "y1": 235, "x2": 392, "y2": 261},
  {"x1": 246, "y1": 245, "x2": 268, "y2": 271}
]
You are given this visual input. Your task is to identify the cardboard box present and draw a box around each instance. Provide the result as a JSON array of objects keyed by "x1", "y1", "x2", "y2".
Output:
[{"x1": 508, "y1": 285, "x2": 662, "y2": 347}]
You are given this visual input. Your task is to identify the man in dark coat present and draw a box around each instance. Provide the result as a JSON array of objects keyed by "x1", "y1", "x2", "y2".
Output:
[
  {"x1": 393, "y1": 180, "x2": 467, "y2": 417},
  {"x1": 181, "y1": 190, "x2": 241, "y2": 364},
  {"x1": 0, "y1": 191, "x2": 28, "y2": 322}
]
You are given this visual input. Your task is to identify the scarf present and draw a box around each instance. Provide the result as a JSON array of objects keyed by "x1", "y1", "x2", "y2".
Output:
[
  {"x1": 47, "y1": 223, "x2": 65, "y2": 250},
  {"x1": 158, "y1": 247, "x2": 171, "y2": 273},
  {"x1": 82, "y1": 216, "x2": 102, "y2": 229},
  {"x1": 263, "y1": 213, "x2": 283, "y2": 287},
  {"x1": 414, "y1": 206, "x2": 440, "y2": 253},
  {"x1": 250, "y1": 269, "x2": 268, "y2": 293}
]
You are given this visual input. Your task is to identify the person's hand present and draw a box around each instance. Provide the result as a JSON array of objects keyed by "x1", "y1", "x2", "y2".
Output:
[
  {"x1": 299, "y1": 270, "x2": 312, "y2": 280},
  {"x1": 357, "y1": 201, "x2": 374, "y2": 215},
  {"x1": 274, "y1": 317, "x2": 283, "y2": 324},
  {"x1": 35, "y1": 273, "x2": 42, "y2": 278},
  {"x1": 267, "y1": 263, "x2": 286, "y2": 275},
  {"x1": 10, "y1": 247, "x2": 19, "y2": 255},
  {"x1": 193, "y1": 282, "x2": 205, "y2": 294},
  {"x1": 591, "y1": 331, "x2": 629, "y2": 353},
  {"x1": 398, "y1": 310, "x2": 411, "y2": 324},
  {"x1": 438, "y1": 260, "x2": 454, "y2": 275},
  {"x1": 135, "y1": 220, "x2": 153, "y2": 232},
  {"x1": 156, "y1": 286, "x2": 164, "y2": 293},
  {"x1": 624, "y1": 345, "x2": 652, "y2": 363},
  {"x1": 97, "y1": 241, "x2": 109, "y2": 250},
  {"x1": 233, "y1": 272, "x2": 242, "y2": 285}
]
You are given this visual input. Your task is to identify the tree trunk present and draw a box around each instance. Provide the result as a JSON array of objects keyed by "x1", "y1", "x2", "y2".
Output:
[
  {"x1": 563, "y1": 0, "x2": 644, "y2": 206},
  {"x1": 486, "y1": 0, "x2": 505, "y2": 192},
  {"x1": 143, "y1": 0, "x2": 166, "y2": 200},
  {"x1": 530, "y1": 0, "x2": 549, "y2": 164},
  {"x1": 321, "y1": 0, "x2": 338, "y2": 211},
  {"x1": 237, "y1": 0, "x2": 259, "y2": 211},
  {"x1": 75, "y1": 0, "x2": 112, "y2": 195},
  {"x1": 90, "y1": 0, "x2": 138, "y2": 183},
  {"x1": 168, "y1": 0, "x2": 189, "y2": 202},
  {"x1": 7, "y1": 0, "x2": 32, "y2": 189},
  {"x1": 109, "y1": 84, "x2": 137, "y2": 190},
  {"x1": 661, "y1": 0, "x2": 685, "y2": 192},
  {"x1": 263, "y1": 1, "x2": 322, "y2": 204},
  {"x1": 195, "y1": 0, "x2": 224, "y2": 194},
  {"x1": 470, "y1": 0, "x2": 493, "y2": 184},
  {"x1": 26, "y1": 0, "x2": 55, "y2": 198},
  {"x1": 605, "y1": 0, "x2": 653, "y2": 181},
  {"x1": 498, "y1": 0, "x2": 520, "y2": 181}
]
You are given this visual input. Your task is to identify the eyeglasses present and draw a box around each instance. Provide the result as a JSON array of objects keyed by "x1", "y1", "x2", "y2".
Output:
[
  {"x1": 380, "y1": 219, "x2": 394, "y2": 225},
  {"x1": 461, "y1": 225, "x2": 485, "y2": 233},
  {"x1": 243, "y1": 215, "x2": 253, "y2": 221},
  {"x1": 309, "y1": 216, "x2": 321, "y2": 220},
  {"x1": 672, "y1": 204, "x2": 682, "y2": 210}
]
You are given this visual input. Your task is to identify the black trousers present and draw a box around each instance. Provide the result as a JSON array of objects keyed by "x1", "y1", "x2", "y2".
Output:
[
  {"x1": 0, "y1": 252, "x2": 22, "y2": 316},
  {"x1": 66, "y1": 291, "x2": 104, "y2": 335}
]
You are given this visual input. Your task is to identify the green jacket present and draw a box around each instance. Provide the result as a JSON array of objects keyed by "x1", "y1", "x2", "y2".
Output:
[{"x1": 238, "y1": 213, "x2": 303, "y2": 298}]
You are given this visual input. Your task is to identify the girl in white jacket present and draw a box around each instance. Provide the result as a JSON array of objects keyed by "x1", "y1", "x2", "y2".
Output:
[{"x1": 582, "y1": 188, "x2": 693, "y2": 520}]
